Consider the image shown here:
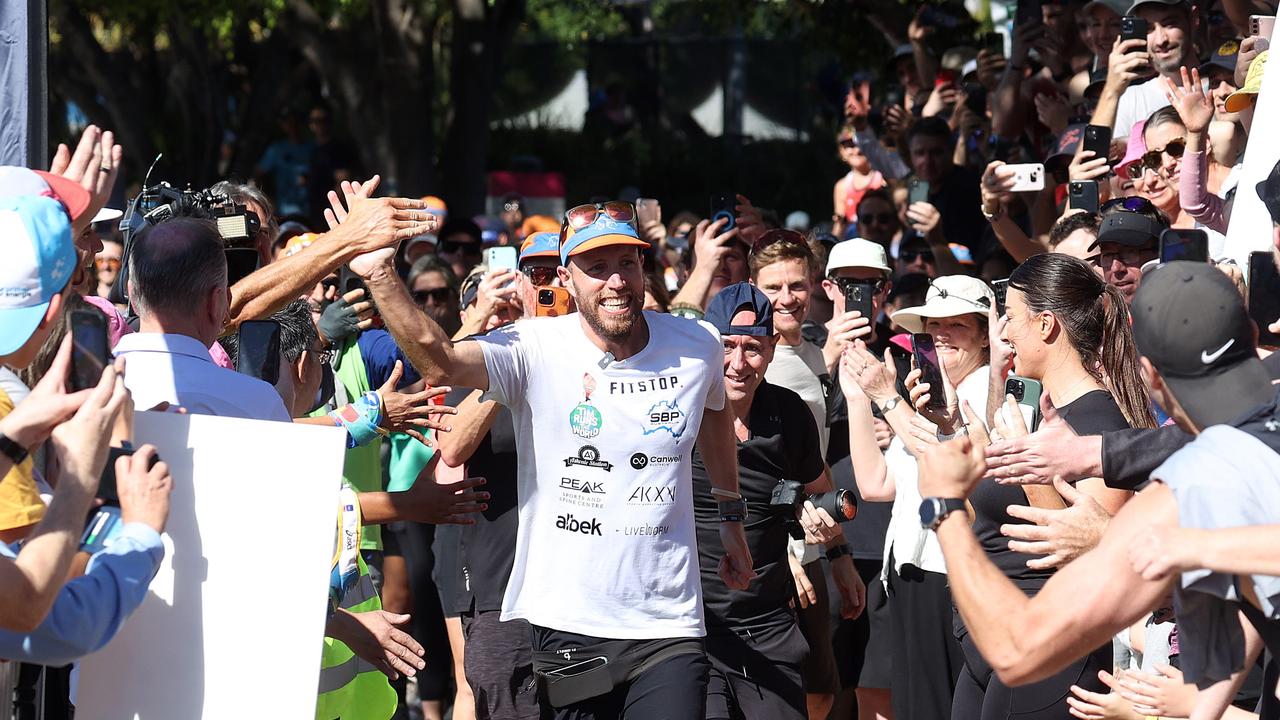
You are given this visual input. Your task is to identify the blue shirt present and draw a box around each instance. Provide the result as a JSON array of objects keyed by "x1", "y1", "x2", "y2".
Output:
[
  {"x1": 356, "y1": 329, "x2": 421, "y2": 390},
  {"x1": 0, "y1": 523, "x2": 165, "y2": 666}
]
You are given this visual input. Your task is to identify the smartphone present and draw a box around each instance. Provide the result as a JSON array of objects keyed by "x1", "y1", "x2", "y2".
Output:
[
  {"x1": 1004, "y1": 375, "x2": 1044, "y2": 432},
  {"x1": 70, "y1": 309, "x2": 110, "y2": 392},
  {"x1": 97, "y1": 444, "x2": 160, "y2": 505},
  {"x1": 981, "y1": 31, "x2": 1004, "y2": 55},
  {"x1": 1249, "y1": 251, "x2": 1280, "y2": 347},
  {"x1": 991, "y1": 278, "x2": 1010, "y2": 316},
  {"x1": 908, "y1": 178, "x2": 931, "y2": 206},
  {"x1": 236, "y1": 319, "x2": 282, "y2": 385},
  {"x1": 81, "y1": 505, "x2": 124, "y2": 555},
  {"x1": 1121, "y1": 16, "x2": 1149, "y2": 44},
  {"x1": 883, "y1": 85, "x2": 905, "y2": 109},
  {"x1": 935, "y1": 68, "x2": 958, "y2": 88},
  {"x1": 911, "y1": 333, "x2": 948, "y2": 412},
  {"x1": 843, "y1": 281, "x2": 874, "y2": 320},
  {"x1": 536, "y1": 286, "x2": 572, "y2": 318},
  {"x1": 1006, "y1": 163, "x2": 1045, "y2": 192},
  {"x1": 486, "y1": 246, "x2": 519, "y2": 274},
  {"x1": 1159, "y1": 228, "x2": 1209, "y2": 264},
  {"x1": 1250, "y1": 15, "x2": 1276, "y2": 39},
  {"x1": 1083, "y1": 124, "x2": 1112, "y2": 163},
  {"x1": 636, "y1": 198, "x2": 661, "y2": 228},
  {"x1": 339, "y1": 265, "x2": 365, "y2": 296},
  {"x1": 224, "y1": 247, "x2": 260, "y2": 286},
  {"x1": 710, "y1": 193, "x2": 736, "y2": 231},
  {"x1": 1069, "y1": 180, "x2": 1100, "y2": 213}
]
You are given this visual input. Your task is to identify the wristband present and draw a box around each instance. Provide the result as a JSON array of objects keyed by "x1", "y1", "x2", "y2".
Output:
[
  {"x1": 936, "y1": 425, "x2": 969, "y2": 441},
  {"x1": 329, "y1": 391, "x2": 385, "y2": 449},
  {"x1": 0, "y1": 431, "x2": 29, "y2": 465},
  {"x1": 711, "y1": 488, "x2": 742, "y2": 501},
  {"x1": 825, "y1": 543, "x2": 853, "y2": 561},
  {"x1": 718, "y1": 498, "x2": 748, "y2": 522}
]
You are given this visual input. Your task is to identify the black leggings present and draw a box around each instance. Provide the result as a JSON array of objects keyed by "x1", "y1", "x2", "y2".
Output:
[
  {"x1": 952, "y1": 630, "x2": 1111, "y2": 720},
  {"x1": 885, "y1": 557, "x2": 965, "y2": 720}
]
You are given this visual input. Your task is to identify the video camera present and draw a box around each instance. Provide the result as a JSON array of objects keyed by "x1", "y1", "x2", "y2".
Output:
[
  {"x1": 109, "y1": 180, "x2": 264, "y2": 307},
  {"x1": 769, "y1": 479, "x2": 857, "y2": 540}
]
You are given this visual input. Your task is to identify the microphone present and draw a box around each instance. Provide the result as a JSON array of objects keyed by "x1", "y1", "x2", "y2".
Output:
[{"x1": 598, "y1": 352, "x2": 615, "y2": 369}]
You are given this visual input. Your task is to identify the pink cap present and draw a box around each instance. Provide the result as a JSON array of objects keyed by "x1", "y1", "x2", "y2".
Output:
[{"x1": 1115, "y1": 120, "x2": 1147, "y2": 178}]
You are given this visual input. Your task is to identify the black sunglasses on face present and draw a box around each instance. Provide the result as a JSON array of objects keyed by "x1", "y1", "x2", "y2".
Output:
[
  {"x1": 521, "y1": 265, "x2": 558, "y2": 286},
  {"x1": 833, "y1": 277, "x2": 887, "y2": 294},
  {"x1": 858, "y1": 212, "x2": 895, "y2": 225},
  {"x1": 900, "y1": 250, "x2": 935, "y2": 264},
  {"x1": 413, "y1": 287, "x2": 454, "y2": 304}
]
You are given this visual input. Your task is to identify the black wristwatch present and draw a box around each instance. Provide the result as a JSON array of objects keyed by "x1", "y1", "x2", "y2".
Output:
[
  {"x1": 718, "y1": 498, "x2": 748, "y2": 523},
  {"x1": 919, "y1": 497, "x2": 966, "y2": 530},
  {"x1": 0, "y1": 431, "x2": 29, "y2": 466},
  {"x1": 825, "y1": 543, "x2": 853, "y2": 562}
]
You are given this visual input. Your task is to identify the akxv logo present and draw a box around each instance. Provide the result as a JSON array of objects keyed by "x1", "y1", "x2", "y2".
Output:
[{"x1": 628, "y1": 485, "x2": 677, "y2": 505}]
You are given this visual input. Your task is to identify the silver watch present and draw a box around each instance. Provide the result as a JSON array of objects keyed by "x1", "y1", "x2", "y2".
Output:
[{"x1": 880, "y1": 396, "x2": 901, "y2": 413}]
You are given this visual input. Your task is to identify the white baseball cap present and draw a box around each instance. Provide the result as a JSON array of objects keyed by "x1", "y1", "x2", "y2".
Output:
[
  {"x1": 890, "y1": 275, "x2": 995, "y2": 333},
  {"x1": 0, "y1": 196, "x2": 77, "y2": 356},
  {"x1": 826, "y1": 238, "x2": 892, "y2": 277}
]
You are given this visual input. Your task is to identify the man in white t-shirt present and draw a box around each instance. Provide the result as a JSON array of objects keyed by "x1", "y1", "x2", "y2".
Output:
[
  {"x1": 350, "y1": 200, "x2": 754, "y2": 719},
  {"x1": 1106, "y1": 0, "x2": 1197, "y2": 139}
]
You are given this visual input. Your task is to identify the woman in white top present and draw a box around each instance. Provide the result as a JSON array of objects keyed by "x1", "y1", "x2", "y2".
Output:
[{"x1": 838, "y1": 274, "x2": 994, "y2": 720}]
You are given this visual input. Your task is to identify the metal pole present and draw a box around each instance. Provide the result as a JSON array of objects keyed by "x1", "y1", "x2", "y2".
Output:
[{"x1": 26, "y1": 0, "x2": 48, "y2": 169}]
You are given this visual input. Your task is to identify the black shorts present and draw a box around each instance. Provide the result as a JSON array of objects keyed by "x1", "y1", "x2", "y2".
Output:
[
  {"x1": 531, "y1": 625, "x2": 709, "y2": 720},
  {"x1": 832, "y1": 558, "x2": 893, "y2": 690},
  {"x1": 796, "y1": 560, "x2": 839, "y2": 695},
  {"x1": 704, "y1": 620, "x2": 807, "y2": 720},
  {"x1": 461, "y1": 609, "x2": 539, "y2": 720}
]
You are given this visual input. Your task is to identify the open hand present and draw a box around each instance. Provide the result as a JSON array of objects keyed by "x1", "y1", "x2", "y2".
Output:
[
  {"x1": 49, "y1": 125, "x2": 122, "y2": 236},
  {"x1": 1161, "y1": 66, "x2": 1213, "y2": 134},
  {"x1": 1002, "y1": 477, "x2": 1111, "y2": 569},
  {"x1": 330, "y1": 609, "x2": 426, "y2": 681}
]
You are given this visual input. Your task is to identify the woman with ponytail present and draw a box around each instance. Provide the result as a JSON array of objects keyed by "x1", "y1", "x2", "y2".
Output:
[{"x1": 950, "y1": 252, "x2": 1154, "y2": 720}]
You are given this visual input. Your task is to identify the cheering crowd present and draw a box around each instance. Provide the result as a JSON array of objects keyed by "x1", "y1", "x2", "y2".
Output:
[{"x1": 5, "y1": 0, "x2": 1280, "y2": 718}]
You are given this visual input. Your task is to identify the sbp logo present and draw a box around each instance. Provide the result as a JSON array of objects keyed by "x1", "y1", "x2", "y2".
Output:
[
  {"x1": 643, "y1": 399, "x2": 687, "y2": 437},
  {"x1": 630, "y1": 453, "x2": 648, "y2": 469},
  {"x1": 555, "y1": 513, "x2": 603, "y2": 536}
]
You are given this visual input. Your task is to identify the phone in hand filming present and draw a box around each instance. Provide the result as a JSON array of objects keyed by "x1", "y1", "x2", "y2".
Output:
[
  {"x1": 70, "y1": 309, "x2": 111, "y2": 392},
  {"x1": 236, "y1": 319, "x2": 282, "y2": 385},
  {"x1": 911, "y1": 333, "x2": 948, "y2": 412}
]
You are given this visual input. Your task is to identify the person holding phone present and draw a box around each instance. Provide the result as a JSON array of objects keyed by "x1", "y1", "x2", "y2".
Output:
[
  {"x1": 904, "y1": 118, "x2": 985, "y2": 259},
  {"x1": 836, "y1": 274, "x2": 995, "y2": 720},
  {"x1": 833, "y1": 125, "x2": 888, "y2": 235},
  {"x1": 940, "y1": 253, "x2": 1154, "y2": 719},
  {"x1": 1104, "y1": 1, "x2": 1198, "y2": 141}
]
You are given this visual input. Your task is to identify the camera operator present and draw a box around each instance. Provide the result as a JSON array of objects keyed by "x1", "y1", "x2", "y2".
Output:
[
  {"x1": 208, "y1": 180, "x2": 279, "y2": 269},
  {"x1": 693, "y1": 283, "x2": 862, "y2": 720}
]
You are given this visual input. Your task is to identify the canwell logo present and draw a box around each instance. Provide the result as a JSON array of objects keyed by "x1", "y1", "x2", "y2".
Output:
[
  {"x1": 629, "y1": 453, "x2": 680, "y2": 470},
  {"x1": 555, "y1": 513, "x2": 603, "y2": 536}
]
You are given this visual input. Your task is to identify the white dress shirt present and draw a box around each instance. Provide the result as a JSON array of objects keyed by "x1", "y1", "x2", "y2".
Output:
[{"x1": 113, "y1": 333, "x2": 290, "y2": 422}]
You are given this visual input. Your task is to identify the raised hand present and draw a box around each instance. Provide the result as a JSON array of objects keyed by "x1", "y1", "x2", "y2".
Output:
[
  {"x1": 1106, "y1": 36, "x2": 1152, "y2": 94},
  {"x1": 1161, "y1": 66, "x2": 1213, "y2": 135},
  {"x1": 321, "y1": 175, "x2": 435, "y2": 277},
  {"x1": 49, "y1": 125, "x2": 122, "y2": 235},
  {"x1": 378, "y1": 361, "x2": 457, "y2": 442}
]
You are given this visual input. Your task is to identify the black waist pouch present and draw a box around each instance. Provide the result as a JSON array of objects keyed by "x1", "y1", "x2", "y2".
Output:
[{"x1": 532, "y1": 636, "x2": 703, "y2": 707}]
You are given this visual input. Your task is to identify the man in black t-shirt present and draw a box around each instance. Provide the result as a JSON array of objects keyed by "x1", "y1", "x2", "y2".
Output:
[{"x1": 692, "y1": 283, "x2": 861, "y2": 720}]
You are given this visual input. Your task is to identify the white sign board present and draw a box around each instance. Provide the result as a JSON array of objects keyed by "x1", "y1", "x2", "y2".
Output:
[
  {"x1": 1225, "y1": 34, "x2": 1280, "y2": 269},
  {"x1": 77, "y1": 412, "x2": 345, "y2": 719}
]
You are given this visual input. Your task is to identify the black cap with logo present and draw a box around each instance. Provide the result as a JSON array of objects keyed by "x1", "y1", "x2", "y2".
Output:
[
  {"x1": 1131, "y1": 262, "x2": 1271, "y2": 428},
  {"x1": 1256, "y1": 157, "x2": 1280, "y2": 224}
]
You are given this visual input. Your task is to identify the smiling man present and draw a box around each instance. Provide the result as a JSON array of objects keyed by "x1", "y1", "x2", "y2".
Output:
[
  {"x1": 1088, "y1": 206, "x2": 1166, "y2": 305},
  {"x1": 349, "y1": 199, "x2": 755, "y2": 720},
  {"x1": 1112, "y1": 0, "x2": 1200, "y2": 139}
]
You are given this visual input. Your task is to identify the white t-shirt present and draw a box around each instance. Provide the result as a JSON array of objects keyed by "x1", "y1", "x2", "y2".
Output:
[
  {"x1": 474, "y1": 311, "x2": 726, "y2": 639},
  {"x1": 1114, "y1": 77, "x2": 1172, "y2": 139}
]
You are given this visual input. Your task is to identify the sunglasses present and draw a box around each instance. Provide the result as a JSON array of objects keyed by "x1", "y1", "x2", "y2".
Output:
[
  {"x1": 95, "y1": 257, "x2": 121, "y2": 271},
  {"x1": 838, "y1": 137, "x2": 857, "y2": 148},
  {"x1": 1138, "y1": 139, "x2": 1186, "y2": 173},
  {"x1": 858, "y1": 212, "x2": 895, "y2": 226},
  {"x1": 1100, "y1": 196, "x2": 1157, "y2": 213},
  {"x1": 413, "y1": 287, "x2": 454, "y2": 304},
  {"x1": 900, "y1": 250, "x2": 935, "y2": 264},
  {"x1": 833, "y1": 276, "x2": 887, "y2": 295},
  {"x1": 504, "y1": 201, "x2": 524, "y2": 213},
  {"x1": 751, "y1": 228, "x2": 808, "y2": 255},
  {"x1": 521, "y1": 265, "x2": 558, "y2": 286},
  {"x1": 561, "y1": 201, "x2": 636, "y2": 237}
]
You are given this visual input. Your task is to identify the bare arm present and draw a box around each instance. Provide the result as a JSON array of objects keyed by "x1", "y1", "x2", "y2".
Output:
[
  {"x1": 669, "y1": 219, "x2": 736, "y2": 313},
  {"x1": 918, "y1": 432, "x2": 1176, "y2": 686},
  {"x1": 360, "y1": 262, "x2": 489, "y2": 391},
  {"x1": 848, "y1": 396, "x2": 895, "y2": 501},
  {"x1": 435, "y1": 390, "x2": 502, "y2": 469}
]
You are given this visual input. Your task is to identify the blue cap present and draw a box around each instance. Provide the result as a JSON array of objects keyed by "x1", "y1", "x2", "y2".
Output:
[
  {"x1": 519, "y1": 231, "x2": 560, "y2": 264},
  {"x1": 0, "y1": 195, "x2": 76, "y2": 356},
  {"x1": 705, "y1": 282, "x2": 774, "y2": 337},
  {"x1": 559, "y1": 214, "x2": 649, "y2": 265}
]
